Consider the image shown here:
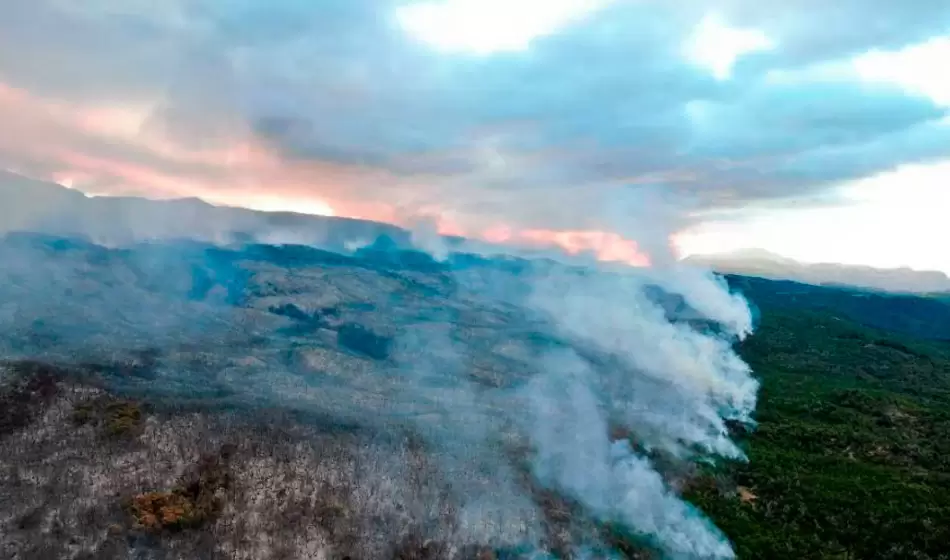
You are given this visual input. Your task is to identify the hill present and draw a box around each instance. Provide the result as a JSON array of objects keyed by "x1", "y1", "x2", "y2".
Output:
[
  {"x1": 1, "y1": 232, "x2": 949, "y2": 558},
  {"x1": 0, "y1": 232, "x2": 751, "y2": 559},
  {"x1": 689, "y1": 279, "x2": 950, "y2": 559},
  {"x1": 688, "y1": 249, "x2": 950, "y2": 294},
  {"x1": 727, "y1": 274, "x2": 950, "y2": 340},
  {"x1": 0, "y1": 169, "x2": 411, "y2": 252}
]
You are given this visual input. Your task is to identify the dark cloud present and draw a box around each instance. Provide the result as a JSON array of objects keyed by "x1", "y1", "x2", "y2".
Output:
[
  {"x1": 688, "y1": 82, "x2": 945, "y2": 157},
  {"x1": 0, "y1": 1, "x2": 195, "y2": 102},
  {"x1": 1, "y1": 0, "x2": 949, "y2": 239},
  {"x1": 771, "y1": 119, "x2": 950, "y2": 184}
]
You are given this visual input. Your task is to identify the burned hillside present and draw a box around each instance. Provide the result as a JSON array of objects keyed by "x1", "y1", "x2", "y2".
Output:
[{"x1": 0, "y1": 234, "x2": 756, "y2": 559}]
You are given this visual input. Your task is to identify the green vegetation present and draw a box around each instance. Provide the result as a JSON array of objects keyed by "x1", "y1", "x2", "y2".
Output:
[
  {"x1": 727, "y1": 274, "x2": 950, "y2": 341},
  {"x1": 686, "y1": 295, "x2": 950, "y2": 559},
  {"x1": 73, "y1": 396, "x2": 144, "y2": 438}
]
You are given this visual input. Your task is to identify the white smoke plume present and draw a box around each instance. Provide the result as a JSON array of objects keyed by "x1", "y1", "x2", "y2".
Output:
[
  {"x1": 518, "y1": 263, "x2": 756, "y2": 558},
  {"x1": 526, "y1": 354, "x2": 735, "y2": 559},
  {"x1": 364, "y1": 251, "x2": 758, "y2": 557}
]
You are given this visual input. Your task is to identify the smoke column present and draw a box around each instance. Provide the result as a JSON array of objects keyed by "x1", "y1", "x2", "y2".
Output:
[{"x1": 521, "y1": 264, "x2": 756, "y2": 558}]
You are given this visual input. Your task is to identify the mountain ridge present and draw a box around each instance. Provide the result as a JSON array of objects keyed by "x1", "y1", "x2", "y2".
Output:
[
  {"x1": 687, "y1": 249, "x2": 950, "y2": 294},
  {"x1": 4, "y1": 169, "x2": 947, "y2": 294}
]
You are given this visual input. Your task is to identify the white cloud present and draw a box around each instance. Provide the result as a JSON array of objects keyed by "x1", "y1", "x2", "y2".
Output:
[
  {"x1": 677, "y1": 158, "x2": 950, "y2": 273},
  {"x1": 2, "y1": 0, "x2": 950, "y2": 272},
  {"x1": 684, "y1": 13, "x2": 774, "y2": 79},
  {"x1": 763, "y1": 36, "x2": 950, "y2": 107},
  {"x1": 853, "y1": 37, "x2": 950, "y2": 106},
  {"x1": 396, "y1": 0, "x2": 613, "y2": 54}
]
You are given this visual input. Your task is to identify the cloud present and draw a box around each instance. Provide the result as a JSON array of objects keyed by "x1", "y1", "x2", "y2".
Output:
[
  {"x1": 688, "y1": 81, "x2": 944, "y2": 158},
  {"x1": 711, "y1": 0, "x2": 950, "y2": 67},
  {"x1": 5, "y1": 0, "x2": 949, "y2": 550},
  {"x1": 1, "y1": 0, "x2": 949, "y2": 258}
]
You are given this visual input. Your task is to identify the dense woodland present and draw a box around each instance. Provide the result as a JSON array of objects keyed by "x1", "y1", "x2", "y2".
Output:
[{"x1": 684, "y1": 277, "x2": 950, "y2": 559}]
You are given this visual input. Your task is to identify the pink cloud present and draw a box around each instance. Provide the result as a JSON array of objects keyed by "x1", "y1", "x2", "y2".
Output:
[{"x1": 0, "y1": 81, "x2": 665, "y2": 268}]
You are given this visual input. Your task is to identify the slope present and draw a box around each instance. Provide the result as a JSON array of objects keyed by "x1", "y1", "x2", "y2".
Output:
[{"x1": 688, "y1": 281, "x2": 950, "y2": 559}]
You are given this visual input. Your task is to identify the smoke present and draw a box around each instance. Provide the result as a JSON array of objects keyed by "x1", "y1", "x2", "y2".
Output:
[
  {"x1": 407, "y1": 215, "x2": 452, "y2": 261},
  {"x1": 519, "y1": 263, "x2": 755, "y2": 558},
  {"x1": 0, "y1": 186, "x2": 757, "y2": 557},
  {"x1": 526, "y1": 354, "x2": 735, "y2": 558},
  {"x1": 338, "y1": 246, "x2": 754, "y2": 557},
  {"x1": 528, "y1": 266, "x2": 756, "y2": 458}
]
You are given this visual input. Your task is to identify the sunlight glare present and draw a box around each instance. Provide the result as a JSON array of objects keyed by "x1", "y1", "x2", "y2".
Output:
[
  {"x1": 221, "y1": 194, "x2": 336, "y2": 217},
  {"x1": 853, "y1": 37, "x2": 950, "y2": 106},
  {"x1": 396, "y1": 0, "x2": 611, "y2": 54},
  {"x1": 685, "y1": 14, "x2": 774, "y2": 79}
]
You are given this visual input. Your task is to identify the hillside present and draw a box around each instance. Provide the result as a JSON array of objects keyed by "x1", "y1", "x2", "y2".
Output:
[
  {"x1": 1, "y1": 233, "x2": 949, "y2": 559},
  {"x1": 0, "y1": 233, "x2": 749, "y2": 559},
  {"x1": 688, "y1": 249, "x2": 950, "y2": 294},
  {"x1": 727, "y1": 274, "x2": 950, "y2": 341},
  {"x1": 690, "y1": 284, "x2": 950, "y2": 559},
  {"x1": 0, "y1": 170, "x2": 411, "y2": 252}
]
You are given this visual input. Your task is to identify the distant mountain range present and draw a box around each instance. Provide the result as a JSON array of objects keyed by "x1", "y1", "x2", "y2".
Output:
[
  {"x1": 0, "y1": 170, "x2": 567, "y2": 262},
  {"x1": 686, "y1": 249, "x2": 950, "y2": 294},
  {"x1": 0, "y1": 169, "x2": 411, "y2": 253},
  {"x1": 3, "y1": 170, "x2": 948, "y2": 294}
]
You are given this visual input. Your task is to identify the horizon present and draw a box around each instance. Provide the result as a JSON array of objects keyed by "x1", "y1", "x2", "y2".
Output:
[
  {"x1": 1, "y1": 1, "x2": 949, "y2": 272},
  {"x1": 4, "y1": 4, "x2": 950, "y2": 556},
  {"x1": 7, "y1": 171, "x2": 950, "y2": 284}
]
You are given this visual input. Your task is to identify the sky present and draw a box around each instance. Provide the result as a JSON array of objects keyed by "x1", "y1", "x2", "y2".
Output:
[{"x1": 1, "y1": 0, "x2": 949, "y2": 271}]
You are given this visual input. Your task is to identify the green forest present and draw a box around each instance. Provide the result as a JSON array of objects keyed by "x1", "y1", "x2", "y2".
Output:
[{"x1": 685, "y1": 278, "x2": 950, "y2": 559}]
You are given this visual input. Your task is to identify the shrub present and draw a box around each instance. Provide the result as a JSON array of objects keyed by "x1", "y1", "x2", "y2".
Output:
[
  {"x1": 72, "y1": 397, "x2": 144, "y2": 439},
  {"x1": 126, "y1": 446, "x2": 233, "y2": 532}
]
